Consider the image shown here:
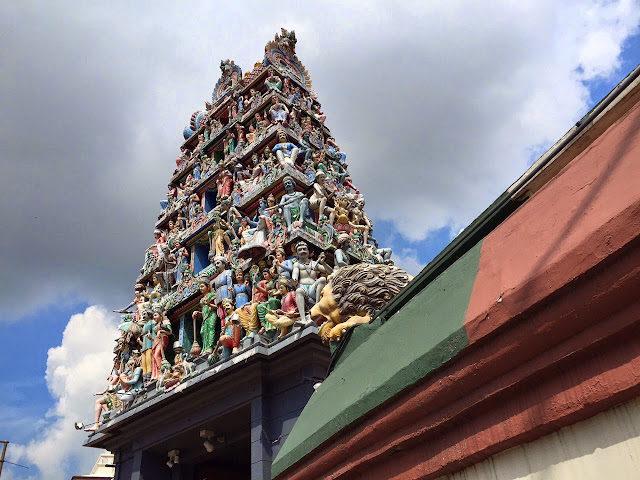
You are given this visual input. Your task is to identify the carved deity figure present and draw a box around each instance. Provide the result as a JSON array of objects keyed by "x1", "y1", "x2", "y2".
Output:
[
  {"x1": 309, "y1": 170, "x2": 333, "y2": 219},
  {"x1": 232, "y1": 269, "x2": 251, "y2": 308},
  {"x1": 334, "y1": 233, "x2": 351, "y2": 269},
  {"x1": 116, "y1": 356, "x2": 145, "y2": 405},
  {"x1": 211, "y1": 255, "x2": 234, "y2": 324},
  {"x1": 350, "y1": 196, "x2": 372, "y2": 245},
  {"x1": 269, "y1": 96, "x2": 289, "y2": 125},
  {"x1": 273, "y1": 130, "x2": 299, "y2": 167},
  {"x1": 279, "y1": 175, "x2": 309, "y2": 232},
  {"x1": 271, "y1": 247, "x2": 295, "y2": 279},
  {"x1": 291, "y1": 241, "x2": 332, "y2": 322},
  {"x1": 196, "y1": 279, "x2": 218, "y2": 354},
  {"x1": 151, "y1": 309, "x2": 172, "y2": 380},
  {"x1": 265, "y1": 69, "x2": 282, "y2": 92},
  {"x1": 264, "y1": 277, "x2": 299, "y2": 338},
  {"x1": 208, "y1": 216, "x2": 235, "y2": 256}
]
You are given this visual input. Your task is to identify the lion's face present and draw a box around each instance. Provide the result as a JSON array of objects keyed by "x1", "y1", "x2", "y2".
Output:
[{"x1": 310, "y1": 285, "x2": 344, "y2": 325}]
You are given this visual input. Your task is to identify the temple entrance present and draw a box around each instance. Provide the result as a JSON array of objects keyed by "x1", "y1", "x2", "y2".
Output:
[{"x1": 194, "y1": 456, "x2": 250, "y2": 480}]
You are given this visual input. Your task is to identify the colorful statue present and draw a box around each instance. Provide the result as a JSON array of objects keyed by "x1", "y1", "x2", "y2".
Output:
[
  {"x1": 350, "y1": 196, "x2": 373, "y2": 245},
  {"x1": 279, "y1": 175, "x2": 309, "y2": 232},
  {"x1": 309, "y1": 170, "x2": 332, "y2": 219},
  {"x1": 151, "y1": 309, "x2": 172, "y2": 380},
  {"x1": 86, "y1": 374, "x2": 121, "y2": 431},
  {"x1": 211, "y1": 255, "x2": 234, "y2": 324},
  {"x1": 197, "y1": 278, "x2": 218, "y2": 354},
  {"x1": 250, "y1": 88, "x2": 262, "y2": 109},
  {"x1": 139, "y1": 309, "x2": 155, "y2": 380},
  {"x1": 255, "y1": 269, "x2": 283, "y2": 334},
  {"x1": 311, "y1": 263, "x2": 411, "y2": 342},
  {"x1": 116, "y1": 356, "x2": 145, "y2": 406},
  {"x1": 273, "y1": 130, "x2": 299, "y2": 167},
  {"x1": 240, "y1": 215, "x2": 270, "y2": 246},
  {"x1": 269, "y1": 96, "x2": 289, "y2": 124},
  {"x1": 264, "y1": 277, "x2": 299, "y2": 338},
  {"x1": 216, "y1": 169, "x2": 234, "y2": 199},
  {"x1": 113, "y1": 283, "x2": 148, "y2": 321},
  {"x1": 208, "y1": 217, "x2": 234, "y2": 256},
  {"x1": 265, "y1": 69, "x2": 282, "y2": 91},
  {"x1": 271, "y1": 247, "x2": 295, "y2": 279},
  {"x1": 212, "y1": 298, "x2": 244, "y2": 360},
  {"x1": 175, "y1": 243, "x2": 189, "y2": 284},
  {"x1": 232, "y1": 269, "x2": 251, "y2": 308},
  {"x1": 291, "y1": 241, "x2": 332, "y2": 322}
]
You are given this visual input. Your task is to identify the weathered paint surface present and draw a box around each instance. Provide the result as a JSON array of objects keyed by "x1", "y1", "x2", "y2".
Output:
[
  {"x1": 439, "y1": 396, "x2": 640, "y2": 480},
  {"x1": 271, "y1": 241, "x2": 482, "y2": 478},
  {"x1": 272, "y1": 82, "x2": 640, "y2": 480},
  {"x1": 465, "y1": 100, "x2": 640, "y2": 343}
]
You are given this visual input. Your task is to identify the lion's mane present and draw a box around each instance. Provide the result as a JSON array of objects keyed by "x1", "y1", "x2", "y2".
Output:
[{"x1": 329, "y1": 263, "x2": 410, "y2": 319}]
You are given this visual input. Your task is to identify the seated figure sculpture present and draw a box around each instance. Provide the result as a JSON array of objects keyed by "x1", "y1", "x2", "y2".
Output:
[
  {"x1": 269, "y1": 96, "x2": 289, "y2": 125},
  {"x1": 273, "y1": 130, "x2": 299, "y2": 167},
  {"x1": 116, "y1": 356, "x2": 145, "y2": 407},
  {"x1": 86, "y1": 374, "x2": 121, "y2": 431},
  {"x1": 309, "y1": 170, "x2": 333, "y2": 220},
  {"x1": 279, "y1": 176, "x2": 309, "y2": 232},
  {"x1": 265, "y1": 69, "x2": 282, "y2": 91},
  {"x1": 264, "y1": 277, "x2": 300, "y2": 338}
]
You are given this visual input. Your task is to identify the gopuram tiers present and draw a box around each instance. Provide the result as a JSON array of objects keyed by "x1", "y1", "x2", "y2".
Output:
[{"x1": 89, "y1": 29, "x2": 408, "y2": 432}]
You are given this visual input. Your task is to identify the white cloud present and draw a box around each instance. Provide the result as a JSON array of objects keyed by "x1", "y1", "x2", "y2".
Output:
[
  {"x1": 1, "y1": 1, "x2": 639, "y2": 319},
  {"x1": 320, "y1": 0, "x2": 640, "y2": 242},
  {"x1": 6, "y1": 306, "x2": 119, "y2": 480},
  {"x1": 391, "y1": 248, "x2": 424, "y2": 277}
]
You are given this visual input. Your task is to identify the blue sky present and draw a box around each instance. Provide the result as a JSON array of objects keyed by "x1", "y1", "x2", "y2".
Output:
[{"x1": 1, "y1": 2, "x2": 639, "y2": 479}]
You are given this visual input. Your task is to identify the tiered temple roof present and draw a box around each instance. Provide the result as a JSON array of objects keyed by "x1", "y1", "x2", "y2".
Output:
[{"x1": 88, "y1": 29, "x2": 406, "y2": 431}]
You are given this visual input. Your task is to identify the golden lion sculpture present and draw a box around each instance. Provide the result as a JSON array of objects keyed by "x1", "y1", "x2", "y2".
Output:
[{"x1": 310, "y1": 263, "x2": 412, "y2": 342}]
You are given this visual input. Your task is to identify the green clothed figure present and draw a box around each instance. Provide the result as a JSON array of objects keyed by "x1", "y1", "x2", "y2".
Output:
[{"x1": 198, "y1": 279, "x2": 219, "y2": 354}]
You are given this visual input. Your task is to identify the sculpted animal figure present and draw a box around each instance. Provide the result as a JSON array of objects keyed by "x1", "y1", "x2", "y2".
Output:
[{"x1": 310, "y1": 263, "x2": 411, "y2": 343}]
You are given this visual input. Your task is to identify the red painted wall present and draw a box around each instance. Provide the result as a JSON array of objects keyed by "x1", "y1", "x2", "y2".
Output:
[
  {"x1": 465, "y1": 101, "x2": 640, "y2": 343},
  {"x1": 276, "y1": 97, "x2": 640, "y2": 479}
]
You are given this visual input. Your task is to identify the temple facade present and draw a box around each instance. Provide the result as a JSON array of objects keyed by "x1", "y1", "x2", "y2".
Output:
[
  {"x1": 84, "y1": 29, "x2": 406, "y2": 480},
  {"x1": 84, "y1": 29, "x2": 640, "y2": 480}
]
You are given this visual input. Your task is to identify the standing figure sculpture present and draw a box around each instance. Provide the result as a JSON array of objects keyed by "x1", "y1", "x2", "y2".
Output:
[
  {"x1": 232, "y1": 269, "x2": 251, "y2": 308},
  {"x1": 208, "y1": 217, "x2": 234, "y2": 256},
  {"x1": 213, "y1": 298, "x2": 244, "y2": 361},
  {"x1": 175, "y1": 242, "x2": 189, "y2": 284},
  {"x1": 211, "y1": 255, "x2": 235, "y2": 325},
  {"x1": 291, "y1": 241, "x2": 333, "y2": 322},
  {"x1": 151, "y1": 309, "x2": 172, "y2": 380},
  {"x1": 197, "y1": 279, "x2": 218, "y2": 354},
  {"x1": 139, "y1": 309, "x2": 155, "y2": 381}
]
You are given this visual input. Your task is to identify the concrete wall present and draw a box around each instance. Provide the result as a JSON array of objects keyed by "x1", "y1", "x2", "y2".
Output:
[{"x1": 440, "y1": 396, "x2": 640, "y2": 480}]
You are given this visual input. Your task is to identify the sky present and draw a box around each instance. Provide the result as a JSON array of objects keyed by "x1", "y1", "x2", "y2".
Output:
[{"x1": 1, "y1": 1, "x2": 639, "y2": 478}]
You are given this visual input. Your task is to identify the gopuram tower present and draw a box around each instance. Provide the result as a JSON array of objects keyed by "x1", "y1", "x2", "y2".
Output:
[{"x1": 83, "y1": 29, "x2": 410, "y2": 480}]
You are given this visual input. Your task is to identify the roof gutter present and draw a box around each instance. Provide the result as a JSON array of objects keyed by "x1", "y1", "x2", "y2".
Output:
[{"x1": 373, "y1": 64, "x2": 640, "y2": 326}]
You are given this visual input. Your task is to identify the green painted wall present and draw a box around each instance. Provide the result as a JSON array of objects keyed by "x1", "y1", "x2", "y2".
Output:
[{"x1": 272, "y1": 240, "x2": 483, "y2": 478}]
